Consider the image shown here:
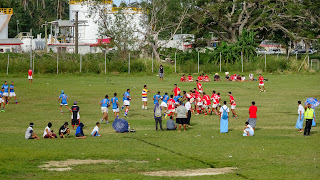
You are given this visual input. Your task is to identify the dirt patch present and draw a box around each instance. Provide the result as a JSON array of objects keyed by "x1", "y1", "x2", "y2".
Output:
[
  {"x1": 141, "y1": 167, "x2": 237, "y2": 177},
  {"x1": 39, "y1": 159, "x2": 148, "y2": 171}
]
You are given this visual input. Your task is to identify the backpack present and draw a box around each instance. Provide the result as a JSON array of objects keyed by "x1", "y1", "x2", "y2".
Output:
[
  {"x1": 222, "y1": 107, "x2": 228, "y2": 119},
  {"x1": 155, "y1": 105, "x2": 162, "y2": 118}
]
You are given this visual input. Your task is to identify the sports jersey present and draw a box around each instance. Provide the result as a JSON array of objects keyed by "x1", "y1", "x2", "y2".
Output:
[
  {"x1": 211, "y1": 94, "x2": 218, "y2": 104},
  {"x1": 259, "y1": 76, "x2": 264, "y2": 84},
  {"x1": 173, "y1": 87, "x2": 181, "y2": 96},
  {"x1": 0, "y1": 91, "x2": 3, "y2": 98},
  {"x1": 197, "y1": 82, "x2": 203, "y2": 91},
  {"x1": 186, "y1": 93, "x2": 193, "y2": 99},
  {"x1": 153, "y1": 94, "x2": 162, "y2": 104},
  {"x1": 59, "y1": 94, "x2": 68, "y2": 104},
  {"x1": 122, "y1": 93, "x2": 125, "y2": 101},
  {"x1": 100, "y1": 98, "x2": 110, "y2": 107},
  {"x1": 194, "y1": 90, "x2": 200, "y2": 99},
  {"x1": 203, "y1": 95, "x2": 211, "y2": 105},
  {"x1": 2, "y1": 84, "x2": 8, "y2": 93},
  {"x1": 142, "y1": 88, "x2": 148, "y2": 98},
  {"x1": 216, "y1": 94, "x2": 221, "y2": 104},
  {"x1": 111, "y1": 97, "x2": 118, "y2": 109},
  {"x1": 180, "y1": 77, "x2": 185, "y2": 82},
  {"x1": 28, "y1": 69, "x2": 33, "y2": 76},
  {"x1": 229, "y1": 95, "x2": 236, "y2": 105},
  {"x1": 59, "y1": 125, "x2": 68, "y2": 134},
  {"x1": 187, "y1": 76, "x2": 193, "y2": 81},
  {"x1": 162, "y1": 94, "x2": 169, "y2": 103},
  {"x1": 167, "y1": 98, "x2": 176, "y2": 110},
  {"x1": 173, "y1": 95, "x2": 182, "y2": 102},
  {"x1": 124, "y1": 92, "x2": 130, "y2": 101},
  {"x1": 10, "y1": 85, "x2": 14, "y2": 92},
  {"x1": 71, "y1": 105, "x2": 80, "y2": 119}
]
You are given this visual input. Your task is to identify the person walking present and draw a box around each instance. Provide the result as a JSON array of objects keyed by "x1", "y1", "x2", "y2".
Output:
[
  {"x1": 304, "y1": 104, "x2": 315, "y2": 136},
  {"x1": 100, "y1": 95, "x2": 110, "y2": 124},
  {"x1": 248, "y1": 101, "x2": 257, "y2": 130},
  {"x1": 159, "y1": 65, "x2": 164, "y2": 81},
  {"x1": 154, "y1": 102, "x2": 163, "y2": 131},
  {"x1": 175, "y1": 101, "x2": 188, "y2": 132},
  {"x1": 219, "y1": 101, "x2": 229, "y2": 133},
  {"x1": 295, "y1": 101, "x2": 304, "y2": 132},
  {"x1": 228, "y1": 92, "x2": 238, "y2": 118}
]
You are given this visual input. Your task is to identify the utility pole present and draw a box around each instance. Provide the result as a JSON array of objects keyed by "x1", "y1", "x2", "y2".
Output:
[
  {"x1": 30, "y1": 29, "x2": 33, "y2": 69},
  {"x1": 75, "y1": 11, "x2": 79, "y2": 54},
  {"x1": 42, "y1": 21, "x2": 48, "y2": 53}
]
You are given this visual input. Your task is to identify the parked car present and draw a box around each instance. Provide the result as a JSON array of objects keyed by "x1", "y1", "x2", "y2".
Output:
[
  {"x1": 290, "y1": 49, "x2": 316, "y2": 54},
  {"x1": 256, "y1": 48, "x2": 267, "y2": 54}
]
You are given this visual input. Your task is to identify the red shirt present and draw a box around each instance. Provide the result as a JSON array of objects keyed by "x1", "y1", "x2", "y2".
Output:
[
  {"x1": 187, "y1": 76, "x2": 193, "y2": 81},
  {"x1": 203, "y1": 95, "x2": 211, "y2": 105},
  {"x1": 197, "y1": 76, "x2": 203, "y2": 81},
  {"x1": 28, "y1": 70, "x2": 33, "y2": 76},
  {"x1": 259, "y1": 76, "x2": 264, "y2": 84},
  {"x1": 197, "y1": 82, "x2": 203, "y2": 91},
  {"x1": 249, "y1": 105, "x2": 257, "y2": 118},
  {"x1": 173, "y1": 87, "x2": 181, "y2": 96},
  {"x1": 168, "y1": 99, "x2": 176, "y2": 110},
  {"x1": 180, "y1": 77, "x2": 185, "y2": 82},
  {"x1": 229, "y1": 95, "x2": 236, "y2": 105}
]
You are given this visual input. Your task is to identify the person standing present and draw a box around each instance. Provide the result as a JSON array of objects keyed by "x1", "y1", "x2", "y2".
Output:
[
  {"x1": 100, "y1": 95, "x2": 110, "y2": 124},
  {"x1": 304, "y1": 104, "x2": 315, "y2": 136},
  {"x1": 59, "y1": 122, "x2": 70, "y2": 138},
  {"x1": 71, "y1": 101, "x2": 80, "y2": 130},
  {"x1": 25, "y1": 123, "x2": 40, "y2": 140},
  {"x1": 175, "y1": 101, "x2": 188, "y2": 132},
  {"x1": 248, "y1": 101, "x2": 257, "y2": 130},
  {"x1": 2, "y1": 81, "x2": 9, "y2": 106},
  {"x1": 228, "y1": 92, "x2": 238, "y2": 118},
  {"x1": 172, "y1": 84, "x2": 181, "y2": 97},
  {"x1": 8, "y1": 81, "x2": 18, "y2": 104},
  {"x1": 0, "y1": 88, "x2": 5, "y2": 112},
  {"x1": 142, "y1": 85, "x2": 154, "y2": 110},
  {"x1": 259, "y1": 74, "x2": 266, "y2": 92},
  {"x1": 159, "y1": 65, "x2": 164, "y2": 81},
  {"x1": 219, "y1": 101, "x2": 229, "y2": 133},
  {"x1": 161, "y1": 92, "x2": 169, "y2": 118},
  {"x1": 28, "y1": 67, "x2": 33, "y2": 84},
  {"x1": 154, "y1": 102, "x2": 163, "y2": 131},
  {"x1": 123, "y1": 89, "x2": 131, "y2": 118},
  {"x1": 185, "y1": 98, "x2": 192, "y2": 127},
  {"x1": 295, "y1": 101, "x2": 305, "y2": 132},
  {"x1": 58, "y1": 90, "x2": 71, "y2": 114},
  {"x1": 167, "y1": 95, "x2": 176, "y2": 117},
  {"x1": 196, "y1": 80, "x2": 203, "y2": 95},
  {"x1": 153, "y1": 91, "x2": 162, "y2": 105},
  {"x1": 111, "y1": 93, "x2": 120, "y2": 119}
]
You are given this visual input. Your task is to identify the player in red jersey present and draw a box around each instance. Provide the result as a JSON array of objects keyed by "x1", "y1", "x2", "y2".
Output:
[
  {"x1": 196, "y1": 80, "x2": 203, "y2": 95},
  {"x1": 258, "y1": 74, "x2": 266, "y2": 92},
  {"x1": 228, "y1": 92, "x2": 238, "y2": 118},
  {"x1": 180, "y1": 74, "x2": 187, "y2": 82},
  {"x1": 210, "y1": 90, "x2": 219, "y2": 115},
  {"x1": 187, "y1": 74, "x2": 193, "y2": 82},
  {"x1": 202, "y1": 92, "x2": 211, "y2": 115},
  {"x1": 172, "y1": 84, "x2": 181, "y2": 96},
  {"x1": 28, "y1": 67, "x2": 33, "y2": 84},
  {"x1": 203, "y1": 74, "x2": 210, "y2": 82},
  {"x1": 167, "y1": 95, "x2": 176, "y2": 117}
]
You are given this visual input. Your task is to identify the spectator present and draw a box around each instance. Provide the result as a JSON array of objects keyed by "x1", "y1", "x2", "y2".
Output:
[
  {"x1": 243, "y1": 122, "x2": 254, "y2": 136},
  {"x1": 159, "y1": 65, "x2": 164, "y2": 81},
  {"x1": 225, "y1": 72, "x2": 230, "y2": 81},
  {"x1": 75, "y1": 123, "x2": 87, "y2": 139},
  {"x1": 91, "y1": 122, "x2": 101, "y2": 137},
  {"x1": 59, "y1": 122, "x2": 70, "y2": 138},
  {"x1": 175, "y1": 101, "x2": 188, "y2": 132},
  {"x1": 249, "y1": 73, "x2": 254, "y2": 81},
  {"x1": 203, "y1": 74, "x2": 210, "y2": 82},
  {"x1": 236, "y1": 74, "x2": 241, "y2": 81},
  {"x1": 71, "y1": 101, "x2": 80, "y2": 129},
  {"x1": 219, "y1": 101, "x2": 229, "y2": 133},
  {"x1": 43, "y1": 122, "x2": 57, "y2": 139},
  {"x1": 187, "y1": 74, "x2": 193, "y2": 82},
  {"x1": 241, "y1": 75, "x2": 245, "y2": 82},
  {"x1": 180, "y1": 74, "x2": 187, "y2": 82},
  {"x1": 185, "y1": 98, "x2": 192, "y2": 127},
  {"x1": 304, "y1": 104, "x2": 315, "y2": 136},
  {"x1": 154, "y1": 102, "x2": 163, "y2": 131},
  {"x1": 214, "y1": 73, "x2": 221, "y2": 81},
  {"x1": 25, "y1": 123, "x2": 40, "y2": 140},
  {"x1": 248, "y1": 101, "x2": 257, "y2": 130},
  {"x1": 166, "y1": 116, "x2": 177, "y2": 130},
  {"x1": 295, "y1": 101, "x2": 304, "y2": 132}
]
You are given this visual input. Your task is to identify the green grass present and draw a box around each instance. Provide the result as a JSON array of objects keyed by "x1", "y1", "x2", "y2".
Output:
[{"x1": 0, "y1": 73, "x2": 319, "y2": 179}]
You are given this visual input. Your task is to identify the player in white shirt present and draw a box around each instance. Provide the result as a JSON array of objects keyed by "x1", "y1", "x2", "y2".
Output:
[
  {"x1": 91, "y1": 122, "x2": 101, "y2": 137},
  {"x1": 243, "y1": 122, "x2": 254, "y2": 136}
]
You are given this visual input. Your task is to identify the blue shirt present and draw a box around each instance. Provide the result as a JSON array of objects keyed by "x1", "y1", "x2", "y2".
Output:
[
  {"x1": 173, "y1": 95, "x2": 182, "y2": 102},
  {"x1": 162, "y1": 95, "x2": 169, "y2": 103},
  {"x1": 100, "y1": 98, "x2": 110, "y2": 107},
  {"x1": 124, "y1": 92, "x2": 130, "y2": 101},
  {"x1": 153, "y1": 94, "x2": 162, "y2": 104},
  {"x1": 75, "y1": 126, "x2": 83, "y2": 136},
  {"x1": 0, "y1": 91, "x2": 3, "y2": 98},
  {"x1": 10, "y1": 85, "x2": 14, "y2": 92},
  {"x1": 59, "y1": 94, "x2": 68, "y2": 104},
  {"x1": 2, "y1": 84, "x2": 8, "y2": 93},
  {"x1": 111, "y1": 97, "x2": 118, "y2": 109}
]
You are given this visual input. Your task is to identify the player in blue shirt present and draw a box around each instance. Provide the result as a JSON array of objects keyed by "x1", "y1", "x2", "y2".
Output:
[
  {"x1": 121, "y1": 93, "x2": 126, "y2": 111},
  {"x1": 58, "y1": 90, "x2": 70, "y2": 114},
  {"x1": 99, "y1": 95, "x2": 110, "y2": 124},
  {"x1": 8, "y1": 81, "x2": 18, "y2": 104},
  {"x1": 0, "y1": 88, "x2": 5, "y2": 112},
  {"x1": 174, "y1": 94, "x2": 182, "y2": 105},
  {"x1": 123, "y1": 89, "x2": 131, "y2": 118},
  {"x1": 111, "y1": 93, "x2": 120, "y2": 119},
  {"x1": 2, "y1": 81, "x2": 9, "y2": 105},
  {"x1": 161, "y1": 92, "x2": 169, "y2": 118},
  {"x1": 153, "y1": 91, "x2": 162, "y2": 105}
]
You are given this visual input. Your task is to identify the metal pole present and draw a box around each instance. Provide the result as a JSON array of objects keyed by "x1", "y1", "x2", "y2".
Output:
[
  {"x1": 152, "y1": 52, "x2": 154, "y2": 73},
  {"x1": 80, "y1": 54, "x2": 82, "y2": 73},
  {"x1": 220, "y1": 52, "x2": 221, "y2": 72},
  {"x1": 7, "y1": 54, "x2": 9, "y2": 75},
  {"x1": 264, "y1": 53, "x2": 267, "y2": 71},
  {"x1": 104, "y1": 52, "x2": 106, "y2": 74},
  {"x1": 198, "y1": 51, "x2": 200, "y2": 73},
  {"x1": 241, "y1": 51, "x2": 243, "y2": 72},
  {"x1": 33, "y1": 54, "x2": 35, "y2": 71},
  {"x1": 44, "y1": 21, "x2": 48, "y2": 53},
  {"x1": 75, "y1": 11, "x2": 79, "y2": 54},
  {"x1": 57, "y1": 53, "x2": 59, "y2": 74},
  {"x1": 128, "y1": 53, "x2": 130, "y2": 74},
  {"x1": 175, "y1": 52, "x2": 177, "y2": 73},
  {"x1": 30, "y1": 29, "x2": 32, "y2": 68},
  {"x1": 307, "y1": 54, "x2": 309, "y2": 69}
]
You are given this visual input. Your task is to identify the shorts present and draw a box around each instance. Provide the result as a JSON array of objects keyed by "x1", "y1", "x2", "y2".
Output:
[
  {"x1": 176, "y1": 118, "x2": 187, "y2": 124},
  {"x1": 190, "y1": 98, "x2": 194, "y2": 104},
  {"x1": 3, "y1": 92, "x2": 8, "y2": 97},
  {"x1": 76, "y1": 133, "x2": 84, "y2": 137},
  {"x1": 203, "y1": 105, "x2": 210, "y2": 109},
  {"x1": 9, "y1": 92, "x2": 16, "y2": 97},
  {"x1": 60, "y1": 103, "x2": 68, "y2": 106},
  {"x1": 197, "y1": 102, "x2": 203, "y2": 106},
  {"x1": 199, "y1": 90, "x2": 203, "y2": 93},
  {"x1": 159, "y1": 73, "x2": 163, "y2": 78},
  {"x1": 0, "y1": 98, "x2": 4, "y2": 103},
  {"x1": 28, "y1": 75, "x2": 33, "y2": 80},
  {"x1": 259, "y1": 83, "x2": 264, "y2": 86},
  {"x1": 113, "y1": 108, "x2": 119, "y2": 112},
  {"x1": 160, "y1": 101, "x2": 167, "y2": 107},
  {"x1": 168, "y1": 109, "x2": 175, "y2": 113},
  {"x1": 212, "y1": 104, "x2": 218, "y2": 108},
  {"x1": 248, "y1": 118, "x2": 257, "y2": 128},
  {"x1": 231, "y1": 105, "x2": 236, "y2": 109},
  {"x1": 101, "y1": 107, "x2": 108, "y2": 113},
  {"x1": 142, "y1": 98, "x2": 147, "y2": 102},
  {"x1": 72, "y1": 119, "x2": 80, "y2": 126},
  {"x1": 124, "y1": 100, "x2": 130, "y2": 106}
]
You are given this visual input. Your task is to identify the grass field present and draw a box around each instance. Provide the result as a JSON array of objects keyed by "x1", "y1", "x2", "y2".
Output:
[{"x1": 0, "y1": 73, "x2": 319, "y2": 179}]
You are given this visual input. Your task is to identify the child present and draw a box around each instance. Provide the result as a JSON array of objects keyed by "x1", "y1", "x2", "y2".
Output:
[
  {"x1": 243, "y1": 122, "x2": 254, "y2": 136},
  {"x1": 91, "y1": 122, "x2": 101, "y2": 137}
]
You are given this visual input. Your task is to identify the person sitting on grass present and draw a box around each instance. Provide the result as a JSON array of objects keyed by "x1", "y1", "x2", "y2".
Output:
[
  {"x1": 225, "y1": 73, "x2": 230, "y2": 81},
  {"x1": 154, "y1": 102, "x2": 163, "y2": 131},
  {"x1": 243, "y1": 122, "x2": 254, "y2": 136},
  {"x1": 180, "y1": 74, "x2": 187, "y2": 82},
  {"x1": 214, "y1": 73, "x2": 221, "y2": 81},
  {"x1": 203, "y1": 74, "x2": 210, "y2": 82},
  {"x1": 187, "y1": 74, "x2": 193, "y2": 82},
  {"x1": 59, "y1": 122, "x2": 70, "y2": 138},
  {"x1": 25, "y1": 123, "x2": 40, "y2": 140},
  {"x1": 241, "y1": 75, "x2": 246, "y2": 82},
  {"x1": 75, "y1": 123, "x2": 87, "y2": 139},
  {"x1": 166, "y1": 116, "x2": 177, "y2": 130},
  {"x1": 91, "y1": 122, "x2": 101, "y2": 137},
  {"x1": 43, "y1": 122, "x2": 57, "y2": 139},
  {"x1": 249, "y1": 73, "x2": 254, "y2": 81}
]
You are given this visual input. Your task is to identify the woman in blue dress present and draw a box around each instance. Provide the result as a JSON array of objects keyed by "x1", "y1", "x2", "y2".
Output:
[
  {"x1": 295, "y1": 101, "x2": 304, "y2": 132},
  {"x1": 312, "y1": 112, "x2": 316, "y2": 126},
  {"x1": 219, "y1": 101, "x2": 229, "y2": 133}
]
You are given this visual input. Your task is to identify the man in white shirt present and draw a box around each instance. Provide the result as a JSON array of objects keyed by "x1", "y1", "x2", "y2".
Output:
[
  {"x1": 91, "y1": 122, "x2": 101, "y2": 137},
  {"x1": 25, "y1": 123, "x2": 40, "y2": 139},
  {"x1": 243, "y1": 122, "x2": 254, "y2": 136},
  {"x1": 43, "y1": 122, "x2": 57, "y2": 139},
  {"x1": 295, "y1": 101, "x2": 305, "y2": 132},
  {"x1": 185, "y1": 98, "x2": 193, "y2": 127}
]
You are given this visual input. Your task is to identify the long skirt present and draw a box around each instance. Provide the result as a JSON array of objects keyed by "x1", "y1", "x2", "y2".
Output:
[
  {"x1": 220, "y1": 117, "x2": 228, "y2": 133},
  {"x1": 312, "y1": 113, "x2": 316, "y2": 127},
  {"x1": 295, "y1": 115, "x2": 304, "y2": 130}
]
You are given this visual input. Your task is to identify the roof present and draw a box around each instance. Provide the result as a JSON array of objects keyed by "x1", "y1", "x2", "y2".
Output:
[
  {"x1": 58, "y1": 20, "x2": 74, "y2": 27},
  {"x1": 0, "y1": 38, "x2": 23, "y2": 45}
]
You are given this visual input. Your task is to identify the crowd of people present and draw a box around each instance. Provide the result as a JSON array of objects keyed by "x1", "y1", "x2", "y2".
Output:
[{"x1": 0, "y1": 81, "x2": 19, "y2": 112}]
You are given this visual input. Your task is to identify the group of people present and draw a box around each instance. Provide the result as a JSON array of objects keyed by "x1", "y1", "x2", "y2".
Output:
[
  {"x1": 0, "y1": 81, "x2": 19, "y2": 112},
  {"x1": 295, "y1": 101, "x2": 316, "y2": 136},
  {"x1": 180, "y1": 73, "x2": 212, "y2": 82}
]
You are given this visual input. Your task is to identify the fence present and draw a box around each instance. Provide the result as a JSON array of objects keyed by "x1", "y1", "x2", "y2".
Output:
[{"x1": 0, "y1": 52, "x2": 319, "y2": 75}]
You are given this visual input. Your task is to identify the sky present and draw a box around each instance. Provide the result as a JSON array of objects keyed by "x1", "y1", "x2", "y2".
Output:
[{"x1": 113, "y1": 0, "x2": 142, "y2": 6}]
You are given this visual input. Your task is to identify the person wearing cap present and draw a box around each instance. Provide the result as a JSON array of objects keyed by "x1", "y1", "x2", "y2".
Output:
[
  {"x1": 59, "y1": 122, "x2": 70, "y2": 138},
  {"x1": 214, "y1": 73, "x2": 221, "y2": 81},
  {"x1": 58, "y1": 90, "x2": 71, "y2": 114},
  {"x1": 43, "y1": 122, "x2": 57, "y2": 138},
  {"x1": 75, "y1": 122, "x2": 86, "y2": 139},
  {"x1": 25, "y1": 123, "x2": 40, "y2": 139},
  {"x1": 71, "y1": 101, "x2": 80, "y2": 129},
  {"x1": 91, "y1": 122, "x2": 101, "y2": 137}
]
